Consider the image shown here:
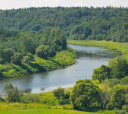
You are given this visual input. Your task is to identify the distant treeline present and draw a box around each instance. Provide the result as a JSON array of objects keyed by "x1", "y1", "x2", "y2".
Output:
[{"x1": 0, "y1": 7, "x2": 128, "y2": 42}]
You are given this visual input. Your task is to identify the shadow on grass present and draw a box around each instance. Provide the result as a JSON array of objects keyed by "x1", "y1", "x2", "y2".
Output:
[
  {"x1": 49, "y1": 59, "x2": 61, "y2": 66},
  {"x1": 29, "y1": 63, "x2": 46, "y2": 72},
  {"x1": 20, "y1": 64, "x2": 33, "y2": 73}
]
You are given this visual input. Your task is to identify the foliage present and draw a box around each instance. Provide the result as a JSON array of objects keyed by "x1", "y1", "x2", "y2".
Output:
[
  {"x1": 20, "y1": 36, "x2": 36, "y2": 54},
  {"x1": 1, "y1": 7, "x2": 128, "y2": 42},
  {"x1": 106, "y1": 85, "x2": 125, "y2": 110},
  {"x1": 36, "y1": 45, "x2": 50, "y2": 59},
  {"x1": 92, "y1": 65, "x2": 111, "y2": 82},
  {"x1": 106, "y1": 79, "x2": 120, "y2": 87},
  {"x1": 109, "y1": 57, "x2": 128, "y2": 79},
  {"x1": 0, "y1": 50, "x2": 76, "y2": 78},
  {"x1": 3, "y1": 83, "x2": 22, "y2": 102},
  {"x1": 11, "y1": 52, "x2": 22, "y2": 65},
  {"x1": 120, "y1": 76, "x2": 128, "y2": 85},
  {"x1": 53, "y1": 87, "x2": 70, "y2": 105},
  {"x1": 53, "y1": 87, "x2": 64, "y2": 104},
  {"x1": 71, "y1": 79, "x2": 102, "y2": 110}
]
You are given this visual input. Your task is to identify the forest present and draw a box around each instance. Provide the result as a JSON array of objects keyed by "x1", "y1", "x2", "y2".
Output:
[
  {"x1": 0, "y1": 7, "x2": 128, "y2": 42},
  {"x1": 1, "y1": 7, "x2": 128, "y2": 114},
  {"x1": 0, "y1": 27, "x2": 76, "y2": 78}
]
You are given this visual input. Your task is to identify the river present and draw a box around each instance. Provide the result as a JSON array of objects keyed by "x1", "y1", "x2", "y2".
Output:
[{"x1": 0, "y1": 45, "x2": 120, "y2": 95}]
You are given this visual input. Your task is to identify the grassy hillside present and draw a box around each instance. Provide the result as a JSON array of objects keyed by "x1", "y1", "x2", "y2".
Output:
[{"x1": 0, "y1": 48, "x2": 76, "y2": 78}]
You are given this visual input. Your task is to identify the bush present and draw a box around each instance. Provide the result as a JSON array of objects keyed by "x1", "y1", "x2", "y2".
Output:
[
  {"x1": 122, "y1": 105, "x2": 128, "y2": 112},
  {"x1": 107, "y1": 79, "x2": 120, "y2": 87},
  {"x1": 3, "y1": 83, "x2": 23, "y2": 102},
  {"x1": 71, "y1": 79, "x2": 102, "y2": 110},
  {"x1": 109, "y1": 57, "x2": 128, "y2": 79},
  {"x1": 108, "y1": 85, "x2": 125, "y2": 109},
  {"x1": 120, "y1": 76, "x2": 128, "y2": 85},
  {"x1": 53, "y1": 87, "x2": 70, "y2": 105},
  {"x1": 92, "y1": 65, "x2": 111, "y2": 82}
]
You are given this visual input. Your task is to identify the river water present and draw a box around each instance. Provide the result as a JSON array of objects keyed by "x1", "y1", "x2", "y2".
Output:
[{"x1": 0, "y1": 45, "x2": 120, "y2": 95}]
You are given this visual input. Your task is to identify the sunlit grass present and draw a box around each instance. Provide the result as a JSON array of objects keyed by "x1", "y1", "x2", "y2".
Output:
[{"x1": 68, "y1": 40, "x2": 128, "y2": 55}]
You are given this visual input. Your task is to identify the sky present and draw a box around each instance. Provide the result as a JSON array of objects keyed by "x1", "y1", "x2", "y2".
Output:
[{"x1": 0, "y1": 0, "x2": 128, "y2": 10}]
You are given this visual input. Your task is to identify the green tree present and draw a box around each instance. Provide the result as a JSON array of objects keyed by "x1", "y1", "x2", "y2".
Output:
[
  {"x1": 35, "y1": 45, "x2": 50, "y2": 58},
  {"x1": 109, "y1": 57, "x2": 128, "y2": 79},
  {"x1": 106, "y1": 85, "x2": 125, "y2": 109},
  {"x1": 71, "y1": 79, "x2": 102, "y2": 110},
  {"x1": 22, "y1": 56, "x2": 31, "y2": 63},
  {"x1": 3, "y1": 83, "x2": 22, "y2": 102},
  {"x1": 0, "y1": 47, "x2": 4, "y2": 64},
  {"x1": 92, "y1": 65, "x2": 111, "y2": 82},
  {"x1": 4, "y1": 48, "x2": 14, "y2": 63},
  {"x1": 21, "y1": 36, "x2": 35, "y2": 54},
  {"x1": 53, "y1": 87, "x2": 64, "y2": 104},
  {"x1": 11, "y1": 52, "x2": 22, "y2": 65}
]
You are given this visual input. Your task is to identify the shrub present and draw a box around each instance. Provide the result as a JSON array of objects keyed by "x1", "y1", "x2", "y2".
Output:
[
  {"x1": 92, "y1": 65, "x2": 111, "y2": 82},
  {"x1": 109, "y1": 57, "x2": 128, "y2": 79},
  {"x1": 71, "y1": 79, "x2": 102, "y2": 110},
  {"x1": 3, "y1": 83, "x2": 23, "y2": 102},
  {"x1": 120, "y1": 76, "x2": 128, "y2": 85},
  {"x1": 107, "y1": 79, "x2": 120, "y2": 87}
]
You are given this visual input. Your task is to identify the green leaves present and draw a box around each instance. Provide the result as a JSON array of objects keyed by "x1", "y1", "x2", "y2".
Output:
[
  {"x1": 109, "y1": 57, "x2": 128, "y2": 79},
  {"x1": 107, "y1": 85, "x2": 125, "y2": 109},
  {"x1": 71, "y1": 79, "x2": 102, "y2": 110},
  {"x1": 3, "y1": 83, "x2": 22, "y2": 102},
  {"x1": 92, "y1": 65, "x2": 111, "y2": 82},
  {"x1": 36, "y1": 45, "x2": 50, "y2": 59}
]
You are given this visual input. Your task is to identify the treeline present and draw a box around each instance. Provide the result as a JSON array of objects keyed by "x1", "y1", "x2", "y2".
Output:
[{"x1": 0, "y1": 7, "x2": 128, "y2": 42}]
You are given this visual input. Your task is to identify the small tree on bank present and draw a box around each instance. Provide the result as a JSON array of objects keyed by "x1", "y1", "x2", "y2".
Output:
[{"x1": 3, "y1": 83, "x2": 22, "y2": 102}]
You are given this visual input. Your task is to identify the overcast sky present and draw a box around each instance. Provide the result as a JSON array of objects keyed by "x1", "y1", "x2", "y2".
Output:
[{"x1": 1, "y1": 0, "x2": 128, "y2": 10}]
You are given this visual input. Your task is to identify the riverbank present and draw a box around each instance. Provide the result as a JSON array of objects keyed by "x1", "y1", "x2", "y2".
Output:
[
  {"x1": 0, "y1": 83, "x2": 118, "y2": 114},
  {"x1": 0, "y1": 47, "x2": 76, "y2": 79},
  {"x1": 68, "y1": 40, "x2": 128, "y2": 55}
]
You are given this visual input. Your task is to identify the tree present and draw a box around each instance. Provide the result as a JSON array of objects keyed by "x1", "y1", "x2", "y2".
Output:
[
  {"x1": 3, "y1": 83, "x2": 22, "y2": 102},
  {"x1": 20, "y1": 36, "x2": 35, "y2": 54},
  {"x1": 53, "y1": 87, "x2": 64, "y2": 104},
  {"x1": 109, "y1": 57, "x2": 128, "y2": 79},
  {"x1": 4, "y1": 48, "x2": 14, "y2": 63},
  {"x1": 71, "y1": 79, "x2": 102, "y2": 110},
  {"x1": 11, "y1": 52, "x2": 22, "y2": 65},
  {"x1": 35, "y1": 45, "x2": 50, "y2": 59},
  {"x1": 106, "y1": 85, "x2": 125, "y2": 109},
  {"x1": 92, "y1": 65, "x2": 111, "y2": 82},
  {"x1": 0, "y1": 47, "x2": 4, "y2": 64},
  {"x1": 22, "y1": 56, "x2": 31, "y2": 63}
]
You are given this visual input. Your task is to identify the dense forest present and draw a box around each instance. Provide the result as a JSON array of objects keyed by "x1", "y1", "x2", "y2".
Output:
[{"x1": 0, "y1": 7, "x2": 128, "y2": 42}]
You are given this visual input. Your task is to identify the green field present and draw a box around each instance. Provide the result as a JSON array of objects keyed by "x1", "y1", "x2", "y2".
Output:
[{"x1": 0, "y1": 102, "x2": 116, "y2": 114}]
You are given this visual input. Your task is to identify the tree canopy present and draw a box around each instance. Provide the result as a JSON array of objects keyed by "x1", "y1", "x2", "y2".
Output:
[{"x1": 71, "y1": 79, "x2": 102, "y2": 110}]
